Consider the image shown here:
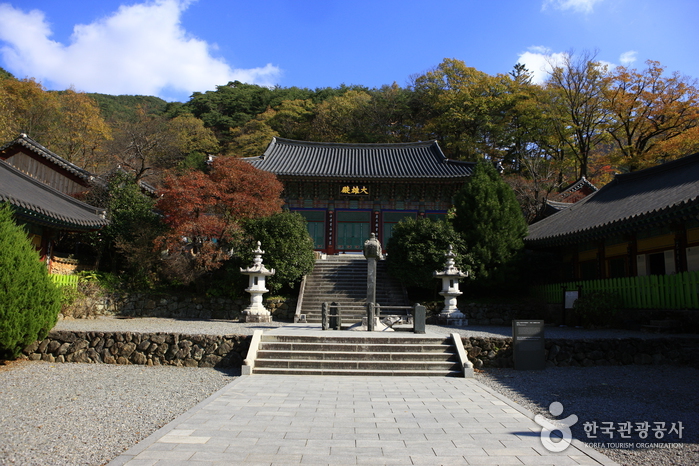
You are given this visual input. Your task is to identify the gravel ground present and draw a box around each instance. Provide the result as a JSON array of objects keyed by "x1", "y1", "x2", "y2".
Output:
[
  {"x1": 53, "y1": 315, "x2": 286, "y2": 335},
  {"x1": 476, "y1": 365, "x2": 699, "y2": 466},
  {"x1": 3, "y1": 318, "x2": 698, "y2": 466},
  {"x1": 0, "y1": 360, "x2": 238, "y2": 466}
]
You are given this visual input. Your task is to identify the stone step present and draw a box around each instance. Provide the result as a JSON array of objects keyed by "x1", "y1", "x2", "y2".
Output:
[
  {"x1": 261, "y1": 335, "x2": 449, "y2": 344},
  {"x1": 258, "y1": 342, "x2": 452, "y2": 352},
  {"x1": 254, "y1": 359, "x2": 459, "y2": 371},
  {"x1": 257, "y1": 350, "x2": 457, "y2": 361},
  {"x1": 251, "y1": 367, "x2": 462, "y2": 376},
  {"x1": 250, "y1": 333, "x2": 462, "y2": 377}
]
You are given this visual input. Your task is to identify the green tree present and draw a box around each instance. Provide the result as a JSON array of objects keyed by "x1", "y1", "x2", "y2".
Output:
[
  {"x1": 410, "y1": 58, "x2": 514, "y2": 161},
  {"x1": 0, "y1": 204, "x2": 61, "y2": 358},
  {"x1": 241, "y1": 212, "x2": 316, "y2": 294},
  {"x1": 227, "y1": 108, "x2": 280, "y2": 158},
  {"x1": 452, "y1": 161, "x2": 527, "y2": 291},
  {"x1": 100, "y1": 172, "x2": 165, "y2": 288},
  {"x1": 386, "y1": 217, "x2": 470, "y2": 292}
]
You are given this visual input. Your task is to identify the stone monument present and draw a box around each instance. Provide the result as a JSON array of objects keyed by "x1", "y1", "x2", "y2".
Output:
[
  {"x1": 433, "y1": 244, "x2": 468, "y2": 326},
  {"x1": 239, "y1": 241, "x2": 275, "y2": 323},
  {"x1": 347, "y1": 233, "x2": 392, "y2": 331}
]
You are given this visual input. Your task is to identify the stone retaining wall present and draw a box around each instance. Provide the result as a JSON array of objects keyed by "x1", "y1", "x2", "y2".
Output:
[
  {"x1": 65, "y1": 291, "x2": 296, "y2": 321},
  {"x1": 22, "y1": 330, "x2": 699, "y2": 371},
  {"x1": 463, "y1": 336, "x2": 699, "y2": 369},
  {"x1": 23, "y1": 331, "x2": 252, "y2": 368}
]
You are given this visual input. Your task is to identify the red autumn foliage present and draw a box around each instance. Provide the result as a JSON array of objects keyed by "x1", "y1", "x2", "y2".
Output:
[{"x1": 155, "y1": 157, "x2": 283, "y2": 283}]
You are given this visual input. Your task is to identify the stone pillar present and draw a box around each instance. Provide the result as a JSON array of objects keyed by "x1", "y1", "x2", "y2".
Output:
[{"x1": 363, "y1": 233, "x2": 382, "y2": 331}]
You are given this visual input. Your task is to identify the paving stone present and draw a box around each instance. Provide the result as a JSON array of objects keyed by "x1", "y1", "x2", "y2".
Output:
[{"x1": 108, "y1": 373, "x2": 618, "y2": 466}]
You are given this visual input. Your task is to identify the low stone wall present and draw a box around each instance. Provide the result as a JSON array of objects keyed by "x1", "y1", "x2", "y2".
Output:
[
  {"x1": 65, "y1": 291, "x2": 296, "y2": 322},
  {"x1": 462, "y1": 336, "x2": 699, "y2": 369},
  {"x1": 23, "y1": 331, "x2": 251, "y2": 368},
  {"x1": 459, "y1": 301, "x2": 546, "y2": 325}
]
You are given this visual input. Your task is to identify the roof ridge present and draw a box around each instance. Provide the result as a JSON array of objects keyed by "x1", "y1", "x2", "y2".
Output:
[
  {"x1": 271, "y1": 137, "x2": 439, "y2": 148},
  {"x1": 0, "y1": 159, "x2": 106, "y2": 217},
  {"x1": 613, "y1": 152, "x2": 699, "y2": 184},
  {"x1": 1, "y1": 133, "x2": 94, "y2": 181}
]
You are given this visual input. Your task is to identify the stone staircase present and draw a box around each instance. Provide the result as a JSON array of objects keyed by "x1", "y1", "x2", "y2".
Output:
[
  {"x1": 298, "y1": 255, "x2": 409, "y2": 324},
  {"x1": 250, "y1": 333, "x2": 463, "y2": 376}
]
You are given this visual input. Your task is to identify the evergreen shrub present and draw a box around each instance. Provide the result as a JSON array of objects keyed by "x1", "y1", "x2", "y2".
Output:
[
  {"x1": 387, "y1": 217, "x2": 471, "y2": 292},
  {"x1": 0, "y1": 204, "x2": 62, "y2": 358},
  {"x1": 452, "y1": 160, "x2": 528, "y2": 293},
  {"x1": 241, "y1": 212, "x2": 316, "y2": 294}
]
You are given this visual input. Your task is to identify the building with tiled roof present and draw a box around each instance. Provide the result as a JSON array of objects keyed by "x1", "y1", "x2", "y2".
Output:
[
  {"x1": 0, "y1": 158, "x2": 107, "y2": 265},
  {"x1": 247, "y1": 138, "x2": 474, "y2": 253},
  {"x1": 526, "y1": 153, "x2": 699, "y2": 280},
  {"x1": 540, "y1": 177, "x2": 598, "y2": 219},
  {"x1": 0, "y1": 133, "x2": 95, "y2": 195}
]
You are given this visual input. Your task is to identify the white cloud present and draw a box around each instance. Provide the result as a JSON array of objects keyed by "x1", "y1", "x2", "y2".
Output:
[
  {"x1": 0, "y1": 1, "x2": 281, "y2": 101},
  {"x1": 542, "y1": 0, "x2": 604, "y2": 14},
  {"x1": 619, "y1": 50, "x2": 638, "y2": 66},
  {"x1": 516, "y1": 47, "x2": 569, "y2": 84}
]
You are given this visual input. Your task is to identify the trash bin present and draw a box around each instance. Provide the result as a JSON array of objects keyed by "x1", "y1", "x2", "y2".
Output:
[{"x1": 512, "y1": 320, "x2": 545, "y2": 370}]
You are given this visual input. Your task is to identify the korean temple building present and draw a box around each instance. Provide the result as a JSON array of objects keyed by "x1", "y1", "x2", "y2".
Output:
[
  {"x1": 247, "y1": 138, "x2": 474, "y2": 254},
  {"x1": 526, "y1": 152, "x2": 699, "y2": 280},
  {"x1": 0, "y1": 134, "x2": 108, "y2": 266}
]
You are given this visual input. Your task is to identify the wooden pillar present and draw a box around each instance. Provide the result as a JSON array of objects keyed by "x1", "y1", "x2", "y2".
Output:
[{"x1": 675, "y1": 227, "x2": 688, "y2": 273}]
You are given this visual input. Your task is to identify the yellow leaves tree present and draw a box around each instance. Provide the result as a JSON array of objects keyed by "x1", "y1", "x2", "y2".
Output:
[
  {"x1": 53, "y1": 88, "x2": 112, "y2": 172},
  {"x1": 0, "y1": 77, "x2": 60, "y2": 143},
  {"x1": 0, "y1": 77, "x2": 112, "y2": 171},
  {"x1": 603, "y1": 60, "x2": 699, "y2": 171}
]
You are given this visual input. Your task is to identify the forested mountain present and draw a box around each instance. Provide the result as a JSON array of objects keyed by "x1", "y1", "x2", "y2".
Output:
[
  {"x1": 2, "y1": 56, "x2": 698, "y2": 222},
  {"x1": 87, "y1": 93, "x2": 169, "y2": 122}
]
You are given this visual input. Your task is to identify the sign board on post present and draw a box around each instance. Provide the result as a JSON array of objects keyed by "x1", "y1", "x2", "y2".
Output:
[
  {"x1": 512, "y1": 320, "x2": 545, "y2": 370},
  {"x1": 564, "y1": 291, "x2": 579, "y2": 309}
]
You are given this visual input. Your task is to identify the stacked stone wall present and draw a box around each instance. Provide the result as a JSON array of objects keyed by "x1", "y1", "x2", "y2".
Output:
[
  {"x1": 23, "y1": 331, "x2": 251, "y2": 368},
  {"x1": 462, "y1": 336, "x2": 699, "y2": 369},
  {"x1": 64, "y1": 291, "x2": 296, "y2": 321}
]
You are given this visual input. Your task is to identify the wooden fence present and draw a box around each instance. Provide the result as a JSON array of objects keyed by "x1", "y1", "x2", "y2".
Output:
[
  {"x1": 532, "y1": 271, "x2": 699, "y2": 309},
  {"x1": 49, "y1": 274, "x2": 80, "y2": 288}
]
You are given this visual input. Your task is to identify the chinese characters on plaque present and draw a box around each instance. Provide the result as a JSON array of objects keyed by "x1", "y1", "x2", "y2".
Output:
[{"x1": 340, "y1": 185, "x2": 369, "y2": 196}]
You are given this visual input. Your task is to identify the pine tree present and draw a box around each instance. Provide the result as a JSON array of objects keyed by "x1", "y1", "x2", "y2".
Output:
[
  {"x1": 452, "y1": 160, "x2": 528, "y2": 292},
  {"x1": 0, "y1": 204, "x2": 62, "y2": 358}
]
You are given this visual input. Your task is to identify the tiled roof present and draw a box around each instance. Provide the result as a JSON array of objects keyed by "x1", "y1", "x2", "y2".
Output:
[
  {"x1": 0, "y1": 159, "x2": 108, "y2": 231},
  {"x1": 0, "y1": 133, "x2": 94, "y2": 182},
  {"x1": 245, "y1": 138, "x2": 474, "y2": 179},
  {"x1": 553, "y1": 176, "x2": 597, "y2": 202},
  {"x1": 526, "y1": 153, "x2": 699, "y2": 247}
]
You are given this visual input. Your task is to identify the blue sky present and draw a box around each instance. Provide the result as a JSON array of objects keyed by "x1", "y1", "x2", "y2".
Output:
[{"x1": 0, "y1": 0, "x2": 697, "y2": 102}]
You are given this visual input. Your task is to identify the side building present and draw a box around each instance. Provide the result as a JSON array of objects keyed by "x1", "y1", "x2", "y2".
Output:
[
  {"x1": 0, "y1": 134, "x2": 108, "y2": 270},
  {"x1": 526, "y1": 152, "x2": 699, "y2": 281},
  {"x1": 246, "y1": 138, "x2": 474, "y2": 254}
]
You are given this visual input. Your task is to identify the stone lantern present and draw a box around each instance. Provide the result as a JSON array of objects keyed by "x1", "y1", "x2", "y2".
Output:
[
  {"x1": 433, "y1": 244, "x2": 468, "y2": 326},
  {"x1": 239, "y1": 241, "x2": 275, "y2": 323}
]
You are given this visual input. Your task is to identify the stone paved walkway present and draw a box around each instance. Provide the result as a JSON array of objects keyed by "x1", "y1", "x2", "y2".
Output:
[{"x1": 108, "y1": 374, "x2": 618, "y2": 466}]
